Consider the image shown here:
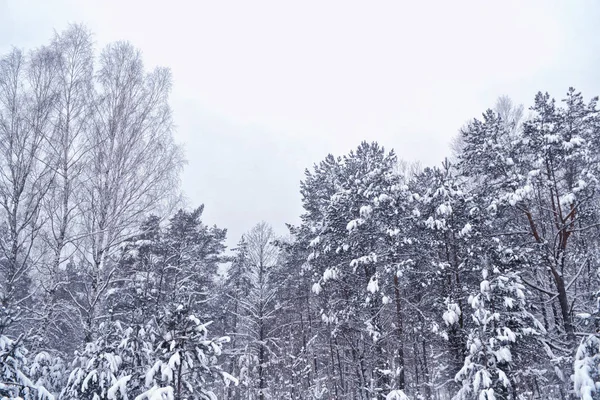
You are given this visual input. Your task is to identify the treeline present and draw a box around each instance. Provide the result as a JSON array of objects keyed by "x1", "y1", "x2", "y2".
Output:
[
  {"x1": 1, "y1": 25, "x2": 599, "y2": 400},
  {"x1": 216, "y1": 94, "x2": 600, "y2": 399},
  {"x1": 0, "y1": 24, "x2": 230, "y2": 400}
]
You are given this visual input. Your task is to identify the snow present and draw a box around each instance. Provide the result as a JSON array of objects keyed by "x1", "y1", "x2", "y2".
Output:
[
  {"x1": 515, "y1": 287, "x2": 525, "y2": 300},
  {"x1": 563, "y1": 136, "x2": 585, "y2": 150},
  {"x1": 349, "y1": 253, "x2": 378, "y2": 268},
  {"x1": 460, "y1": 223, "x2": 473, "y2": 237},
  {"x1": 5, "y1": 93, "x2": 600, "y2": 400},
  {"x1": 436, "y1": 203, "x2": 453, "y2": 216},
  {"x1": 497, "y1": 370, "x2": 510, "y2": 387},
  {"x1": 308, "y1": 236, "x2": 321, "y2": 247},
  {"x1": 387, "y1": 228, "x2": 401, "y2": 236},
  {"x1": 487, "y1": 203, "x2": 498, "y2": 214},
  {"x1": 160, "y1": 362, "x2": 173, "y2": 382},
  {"x1": 501, "y1": 327, "x2": 516, "y2": 342},
  {"x1": 559, "y1": 193, "x2": 576, "y2": 206},
  {"x1": 468, "y1": 294, "x2": 479, "y2": 309},
  {"x1": 359, "y1": 205, "x2": 373, "y2": 218},
  {"x1": 346, "y1": 218, "x2": 365, "y2": 231},
  {"x1": 107, "y1": 375, "x2": 131, "y2": 400},
  {"x1": 365, "y1": 320, "x2": 381, "y2": 342},
  {"x1": 215, "y1": 336, "x2": 231, "y2": 344},
  {"x1": 493, "y1": 347, "x2": 512, "y2": 363},
  {"x1": 506, "y1": 185, "x2": 533, "y2": 206},
  {"x1": 473, "y1": 369, "x2": 484, "y2": 392},
  {"x1": 221, "y1": 371, "x2": 239, "y2": 387},
  {"x1": 378, "y1": 193, "x2": 392, "y2": 203},
  {"x1": 321, "y1": 313, "x2": 338, "y2": 324},
  {"x1": 36, "y1": 386, "x2": 55, "y2": 400},
  {"x1": 145, "y1": 361, "x2": 161, "y2": 387},
  {"x1": 385, "y1": 390, "x2": 410, "y2": 400},
  {"x1": 434, "y1": 187, "x2": 448, "y2": 198},
  {"x1": 135, "y1": 386, "x2": 175, "y2": 400},
  {"x1": 574, "y1": 179, "x2": 588, "y2": 193},
  {"x1": 168, "y1": 351, "x2": 180, "y2": 369},
  {"x1": 544, "y1": 134, "x2": 560, "y2": 143},
  {"x1": 311, "y1": 282, "x2": 322, "y2": 295},
  {"x1": 482, "y1": 269, "x2": 489, "y2": 281},
  {"x1": 480, "y1": 280, "x2": 490, "y2": 294},
  {"x1": 574, "y1": 335, "x2": 600, "y2": 400},
  {"x1": 480, "y1": 388, "x2": 496, "y2": 400},
  {"x1": 323, "y1": 267, "x2": 338, "y2": 282},
  {"x1": 443, "y1": 302, "x2": 462, "y2": 326},
  {"x1": 81, "y1": 370, "x2": 98, "y2": 392},
  {"x1": 425, "y1": 216, "x2": 447, "y2": 230},
  {"x1": 367, "y1": 276, "x2": 379, "y2": 293}
]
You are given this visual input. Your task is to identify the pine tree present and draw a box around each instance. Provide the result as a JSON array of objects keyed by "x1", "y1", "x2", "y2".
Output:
[
  {"x1": 574, "y1": 335, "x2": 600, "y2": 400},
  {"x1": 0, "y1": 332, "x2": 54, "y2": 400},
  {"x1": 62, "y1": 321, "x2": 151, "y2": 400},
  {"x1": 143, "y1": 303, "x2": 232, "y2": 400},
  {"x1": 454, "y1": 250, "x2": 544, "y2": 400},
  {"x1": 302, "y1": 142, "x2": 407, "y2": 398}
]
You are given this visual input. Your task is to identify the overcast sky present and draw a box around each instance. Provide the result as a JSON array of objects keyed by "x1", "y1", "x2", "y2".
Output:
[{"x1": 1, "y1": 0, "x2": 600, "y2": 248}]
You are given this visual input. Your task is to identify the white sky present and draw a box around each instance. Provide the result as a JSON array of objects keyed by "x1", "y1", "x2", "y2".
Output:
[{"x1": 2, "y1": 0, "x2": 600, "y2": 247}]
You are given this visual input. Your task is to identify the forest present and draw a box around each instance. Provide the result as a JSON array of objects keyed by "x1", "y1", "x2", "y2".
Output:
[{"x1": 1, "y1": 24, "x2": 600, "y2": 400}]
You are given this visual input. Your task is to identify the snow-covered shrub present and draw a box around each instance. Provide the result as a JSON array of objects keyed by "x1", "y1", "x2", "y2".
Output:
[
  {"x1": 454, "y1": 264, "x2": 544, "y2": 400},
  {"x1": 62, "y1": 321, "x2": 154, "y2": 399},
  {"x1": 29, "y1": 351, "x2": 67, "y2": 398},
  {"x1": 0, "y1": 334, "x2": 53, "y2": 399},
  {"x1": 63, "y1": 305, "x2": 233, "y2": 400},
  {"x1": 140, "y1": 304, "x2": 231, "y2": 400},
  {"x1": 574, "y1": 335, "x2": 600, "y2": 400}
]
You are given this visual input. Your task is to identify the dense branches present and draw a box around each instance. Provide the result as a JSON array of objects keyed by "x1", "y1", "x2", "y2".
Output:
[
  {"x1": 2, "y1": 24, "x2": 600, "y2": 400},
  {"x1": 229, "y1": 89, "x2": 600, "y2": 400}
]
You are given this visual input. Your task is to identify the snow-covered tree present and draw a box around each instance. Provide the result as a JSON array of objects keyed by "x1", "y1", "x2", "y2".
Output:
[
  {"x1": 62, "y1": 321, "x2": 151, "y2": 399},
  {"x1": 110, "y1": 207, "x2": 226, "y2": 327},
  {"x1": 221, "y1": 222, "x2": 282, "y2": 400},
  {"x1": 28, "y1": 350, "x2": 67, "y2": 399},
  {"x1": 453, "y1": 253, "x2": 544, "y2": 400},
  {"x1": 0, "y1": 333, "x2": 53, "y2": 399},
  {"x1": 300, "y1": 142, "x2": 410, "y2": 398},
  {"x1": 573, "y1": 335, "x2": 600, "y2": 400},
  {"x1": 409, "y1": 162, "x2": 481, "y2": 397},
  {"x1": 63, "y1": 306, "x2": 232, "y2": 400},
  {"x1": 143, "y1": 303, "x2": 232, "y2": 400},
  {"x1": 5, "y1": 25, "x2": 600, "y2": 400}
]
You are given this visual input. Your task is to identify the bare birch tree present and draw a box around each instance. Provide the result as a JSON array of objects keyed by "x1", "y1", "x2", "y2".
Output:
[
  {"x1": 35, "y1": 24, "x2": 94, "y2": 350},
  {"x1": 74, "y1": 41, "x2": 183, "y2": 342},
  {"x1": 0, "y1": 46, "x2": 57, "y2": 333}
]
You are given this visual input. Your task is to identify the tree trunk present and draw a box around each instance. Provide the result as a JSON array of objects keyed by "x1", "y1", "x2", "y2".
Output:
[{"x1": 393, "y1": 274, "x2": 405, "y2": 390}]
